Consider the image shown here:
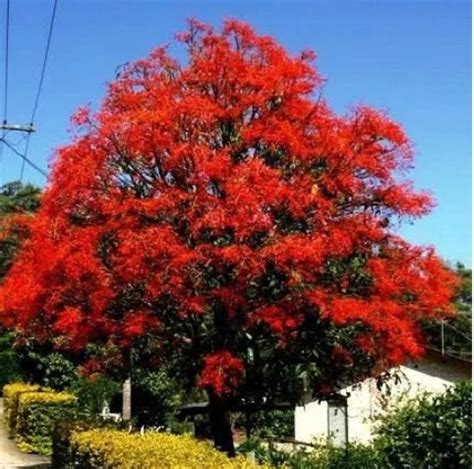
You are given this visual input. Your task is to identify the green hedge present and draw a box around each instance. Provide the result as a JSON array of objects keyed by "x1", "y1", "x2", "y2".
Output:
[
  {"x1": 15, "y1": 390, "x2": 77, "y2": 455},
  {"x1": 375, "y1": 380, "x2": 472, "y2": 469},
  {"x1": 58, "y1": 429, "x2": 265, "y2": 469},
  {"x1": 3, "y1": 383, "x2": 42, "y2": 438},
  {"x1": 237, "y1": 437, "x2": 385, "y2": 469},
  {"x1": 311, "y1": 443, "x2": 386, "y2": 469}
]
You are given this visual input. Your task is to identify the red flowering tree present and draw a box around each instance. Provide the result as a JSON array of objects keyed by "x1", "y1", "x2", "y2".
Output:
[{"x1": 0, "y1": 20, "x2": 458, "y2": 454}]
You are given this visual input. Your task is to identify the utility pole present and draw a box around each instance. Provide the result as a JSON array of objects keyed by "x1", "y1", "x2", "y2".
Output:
[
  {"x1": 441, "y1": 320, "x2": 446, "y2": 357},
  {"x1": 0, "y1": 121, "x2": 37, "y2": 180},
  {"x1": 0, "y1": 120, "x2": 40, "y2": 178},
  {"x1": 0, "y1": 121, "x2": 35, "y2": 134}
]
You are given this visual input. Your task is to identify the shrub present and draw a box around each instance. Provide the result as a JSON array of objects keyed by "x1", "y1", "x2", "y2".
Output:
[
  {"x1": 237, "y1": 437, "x2": 307, "y2": 468},
  {"x1": 65, "y1": 429, "x2": 265, "y2": 468},
  {"x1": 71, "y1": 374, "x2": 120, "y2": 415},
  {"x1": 15, "y1": 390, "x2": 78, "y2": 455},
  {"x1": 235, "y1": 409, "x2": 294, "y2": 439},
  {"x1": 237, "y1": 437, "x2": 385, "y2": 468},
  {"x1": 39, "y1": 352, "x2": 78, "y2": 390},
  {"x1": 310, "y1": 442, "x2": 386, "y2": 469},
  {"x1": 51, "y1": 417, "x2": 128, "y2": 469},
  {"x1": 375, "y1": 380, "x2": 472, "y2": 468},
  {"x1": 0, "y1": 332, "x2": 21, "y2": 391},
  {"x1": 15, "y1": 345, "x2": 77, "y2": 391},
  {"x1": 132, "y1": 368, "x2": 182, "y2": 428},
  {"x1": 3, "y1": 382, "x2": 42, "y2": 437}
]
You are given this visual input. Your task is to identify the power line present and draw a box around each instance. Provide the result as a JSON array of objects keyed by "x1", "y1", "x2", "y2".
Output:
[
  {"x1": 2, "y1": 0, "x2": 9, "y2": 123},
  {"x1": 21, "y1": 0, "x2": 58, "y2": 180},
  {"x1": 30, "y1": 0, "x2": 58, "y2": 125},
  {"x1": 1, "y1": 137, "x2": 47, "y2": 177},
  {"x1": 20, "y1": 135, "x2": 33, "y2": 178},
  {"x1": 0, "y1": 0, "x2": 11, "y2": 182},
  {"x1": 6, "y1": 130, "x2": 28, "y2": 147}
]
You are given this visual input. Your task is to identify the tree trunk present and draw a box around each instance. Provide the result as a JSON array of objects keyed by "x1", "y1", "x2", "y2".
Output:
[
  {"x1": 122, "y1": 349, "x2": 133, "y2": 421},
  {"x1": 122, "y1": 376, "x2": 132, "y2": 421},
  {"x1": 208, "y1": 392, "x2": 235, "y2": 457},
  {"x1": 245, "y1": 410, "x2": 252, "y2": 439}
]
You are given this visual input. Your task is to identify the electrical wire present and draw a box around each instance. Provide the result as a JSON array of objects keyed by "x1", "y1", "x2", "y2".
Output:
[
  {"x1": 30, "y1": 0, "x2": 58, "y2": 126},
  {"x1": 1, "y1": 137, "x2": 47, "y2": 177},
  {"x1": 20, "y1": 0, "x2": 58, "y2": 180},
  {"x1": 2, "y1": 0, "x2": 9, "y2": 124},
  {"x1": 0, "y1": 0, "x2": 11, "y2": 182}
]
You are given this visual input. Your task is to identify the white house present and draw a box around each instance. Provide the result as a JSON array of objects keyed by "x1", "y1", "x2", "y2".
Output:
[{"x1": 294, "y1": 350, "x2": 471, "y2": 445}]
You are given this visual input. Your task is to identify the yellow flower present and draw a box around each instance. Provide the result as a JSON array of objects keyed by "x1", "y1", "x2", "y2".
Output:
[{"x1": 71, "y1": 429, "x2": 268, "y2": 469}]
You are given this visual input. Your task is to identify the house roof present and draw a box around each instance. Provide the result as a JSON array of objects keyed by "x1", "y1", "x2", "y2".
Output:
[{"x1": 406, "y1": 349, "x2": 471, "y2": 383}]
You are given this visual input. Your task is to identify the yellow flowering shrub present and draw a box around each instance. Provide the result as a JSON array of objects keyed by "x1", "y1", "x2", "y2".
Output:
[
  {"x1": 16, "y1": 391, "x2": 77, "y2": 455},
  {"x1": 69, "y1": 429, "x2": 267, "y2": 469},
  {"x1": 3, "y1": 382, "x2": 42, "y2": 438}
]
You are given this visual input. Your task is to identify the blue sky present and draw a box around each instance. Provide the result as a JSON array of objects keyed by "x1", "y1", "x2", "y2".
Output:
[{"x1": 0, "y1": 0, "x2": 471, "y2": 266}]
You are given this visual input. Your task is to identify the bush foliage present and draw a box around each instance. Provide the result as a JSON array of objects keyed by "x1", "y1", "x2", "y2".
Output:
[
  {"x1": 71, "y1": 374, "x2": 120, "y2": 415},
  {"x1": 311, "y1": 442, "x2": 386, "y2": 469},
  {"x1": 237, "y1": 437, "x2": 384, "y2": 469},
  {"x1": 51, "y1": 417, "x2": 128, "y2": 469},
  {"x1": 0, "y1": 332, "x2": 22, "y2": 391},
  {"x1": 15, "y1": 390, "x2": 78, "y2": 455},
  {"x1": 15, "y1": 346, "x2": 78, "y2": 391},
  {"x1": 132, "y1": 368, "x2": 183, "y2": 428},
  {"x1": 3, "y1": 382, "x2": 42, "y2": 438},
  {"x1": 375, "y1": 380, "x2": 472, "y2": 468},
  {"x1": 248, "y1": 410, "x2": 294, "y2": 439},
  {"x1": 62, "y1": 429, "x2": 265, "y2": 468}
]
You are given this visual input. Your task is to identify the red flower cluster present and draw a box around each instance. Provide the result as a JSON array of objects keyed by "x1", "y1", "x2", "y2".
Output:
[{"x1": 199, "y1": 351, "x2": 245, "y2": 396}]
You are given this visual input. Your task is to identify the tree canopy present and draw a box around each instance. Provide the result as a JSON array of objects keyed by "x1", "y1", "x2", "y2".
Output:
[
  {"x1": 0, "y1": 181, "x2": 41, "y2": 280},
  {"x1": 453, "y1": 262, "x2": 471, "y2": 314},
  {"x1": 0, "y1": 20, "x2": 458, "y2": 454},
  {"x1": 423, "y1": 262, "x2": 471, "y2": 360}
]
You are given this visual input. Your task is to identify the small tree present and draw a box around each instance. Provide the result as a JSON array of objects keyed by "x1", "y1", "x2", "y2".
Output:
[{"x1": 0, "y1": 20, "x2": 458, "y2": 455}]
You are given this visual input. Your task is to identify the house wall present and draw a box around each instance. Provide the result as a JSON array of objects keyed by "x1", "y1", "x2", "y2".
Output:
[{"x1": 294, "y1": 359, "x2": 468, "y2": 444}]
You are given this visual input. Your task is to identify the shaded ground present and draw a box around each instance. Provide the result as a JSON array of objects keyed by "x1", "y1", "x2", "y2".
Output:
[{"x1": 0, "y1": 399, "x2": 50, "y2": 469}]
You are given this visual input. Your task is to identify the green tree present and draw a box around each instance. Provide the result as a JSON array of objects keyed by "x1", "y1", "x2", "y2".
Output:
[
  {"x1": 0, "y1": 180, "x2": 41, "y2": 279},
  {"x1": 453, "y1": 262, "x2": 471, "y2": 314}
]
